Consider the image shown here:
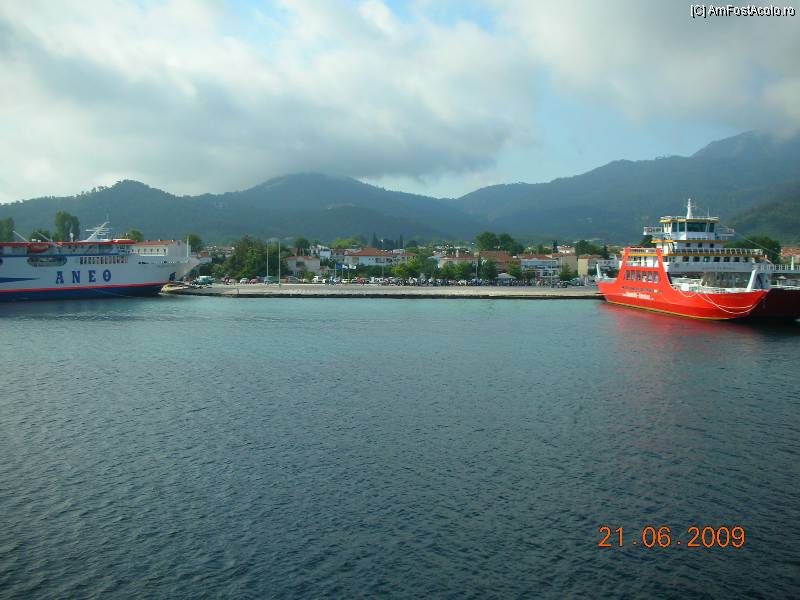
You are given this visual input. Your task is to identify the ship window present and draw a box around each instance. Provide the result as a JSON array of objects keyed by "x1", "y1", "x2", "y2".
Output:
[
  {"x1": 734, "y1": 257, "x2": 740, "y2": 262},
  {"x1": 698, "y1": 243, "x2": 703, "y2": 248},
  {"x1": 686, "y1": 243, "x2": 691, "y2": 248},
  {"x1": 654, "y1": 274, "x2": 660, "y2": 283},
  {"x1": 710, "y1": 244, "x2": 715, "y2": 248},
  {"x1": 723, "y1": 257, "x2": 730, "y2": 262},
  {"x1": 709, "y1": 223, "x2": 715, "y2": 232},
  {"x1": 687, "y1": 222, "x2": 706, "y2": 232},
  {"x1": 693, "y1": 256, "x2": 700, "y2": 262},
  {"x1": 28, "y1": 256, "x2": 67, "y2": 267},
  {"x1": 679, "y1": 222, "x2": 686, "y2": 232},
  {"x1": 703, "y1": 256, "x2": 710, "y2": 262},
  {"x1": 713, "y1": 257, "x2": 720, "y2": 262},
  {"x1": 671, "y1": 222, "x2": 678, "y2": 232}
]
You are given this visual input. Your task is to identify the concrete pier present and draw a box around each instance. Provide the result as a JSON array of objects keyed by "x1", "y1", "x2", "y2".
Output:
[{"x1": 162, "y1": 283, "x2": 602, "y2": 300}]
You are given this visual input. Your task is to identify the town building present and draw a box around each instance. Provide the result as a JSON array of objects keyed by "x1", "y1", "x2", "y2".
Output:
[
  {"x1": 518, "y1": 254, "x2": 559, "y2": 280},
  {"x1": 436, "y1": 254, "x2": 478, "y2": 269},
  {"x1": 343, "y1": 248, "x2": 412, "y2": 267},
  {"x1": 285, "y1": 255, "x2": 321, "y2": 275},
  {"x1": 577, "y1": 255, "x2": 617, "y2": 277},
  {"x1": 476, "y1": 250, "x2": 514, "y2": 273}
]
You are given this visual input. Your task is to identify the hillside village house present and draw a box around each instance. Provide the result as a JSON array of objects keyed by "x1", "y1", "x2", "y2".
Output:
[
  {"x1": 343, "y1": 248, "x2": 412, "y2": 267},
  {"x1": 781, "y1": 247, "x2": 800, "y2": 266},
  {"x1": 286, "y1": 255, "x2": 321, "y2": 275},
  {"x1": 577, "y1": 255, "x2": 617, "y2": 277},
  {"x1": 310, "y1": 244, "x2": 331, "y2": 260},
  {"x1": 476, "y1": 250, "x2": 514, "y2": 272},
  {"x1": 518, "y1": 254, "x2": 559, "y2": 280},
  {"x1": 436, "y1": 253, "x2": 478, "y2": 269},
  {"x1": 553, "y1": 252, "x2": 578, "y2": 272}
]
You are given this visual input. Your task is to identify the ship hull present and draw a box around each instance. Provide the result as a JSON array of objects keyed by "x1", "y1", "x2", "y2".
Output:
[
  {"x1": 598, "y1": 282, "x2": 768, "y2": 320},
  {"x1": 748, "y1": 287, "x2": 800, "y2": 320},
  {"x1": 596, "y1": 247, "x2": 770, "y2": 320},
  {"x1": 0, "y1": 282, "x2": 166, "y2": 302}
]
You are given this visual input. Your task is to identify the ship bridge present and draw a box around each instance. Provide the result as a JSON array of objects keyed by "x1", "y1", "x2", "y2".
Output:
[{"x1": 644, "y1": 199, "x2": 735, "y2": 244}]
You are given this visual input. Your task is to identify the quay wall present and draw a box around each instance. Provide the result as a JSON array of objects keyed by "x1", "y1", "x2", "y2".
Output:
[{"x1": 163, "y1": 283, "x2": 602, "y2": 300}]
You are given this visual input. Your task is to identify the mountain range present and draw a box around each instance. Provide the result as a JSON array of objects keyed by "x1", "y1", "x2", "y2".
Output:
[{"x1": 1, "y1": 131, "x2": 799, "y2": 244}]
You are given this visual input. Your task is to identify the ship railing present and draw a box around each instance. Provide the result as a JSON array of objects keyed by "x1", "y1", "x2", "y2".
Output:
[
  {"x1": 643, "y1": 226, "x2": 736, "y2": 238},
  {"x1": 664, "y1": 248, "x2": 763, "y2": 256},
  {"x1": 762, "y1": 264, "x2": 800, "y2": 274}
]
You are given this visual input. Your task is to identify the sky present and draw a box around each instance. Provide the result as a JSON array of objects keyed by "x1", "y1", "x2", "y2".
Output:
[{"x1": 0, "y1": 0, "x2": 798, "y2": 203}]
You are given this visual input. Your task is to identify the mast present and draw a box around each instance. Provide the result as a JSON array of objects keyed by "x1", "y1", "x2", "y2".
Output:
[{"x1": 686, "y1": 198, "x2": 694, "y2": 219}]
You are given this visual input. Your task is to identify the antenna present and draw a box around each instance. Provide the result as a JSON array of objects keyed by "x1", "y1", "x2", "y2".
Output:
[{"x1": 84, "y1": 222, "x2": 111, "y2": 242}]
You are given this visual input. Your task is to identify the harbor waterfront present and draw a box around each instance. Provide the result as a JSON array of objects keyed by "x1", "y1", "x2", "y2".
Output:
[
  {"x1": 1, "y1": 296, "x2": 798, "y2": 598},
  {"x1": 162, "y1": 282, "x2": 601, "y2": 299}
]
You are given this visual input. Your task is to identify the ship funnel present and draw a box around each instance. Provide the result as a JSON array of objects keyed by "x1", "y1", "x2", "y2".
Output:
[{"x1": 686, "y1": 198, "x2": 694, "y2": 218}]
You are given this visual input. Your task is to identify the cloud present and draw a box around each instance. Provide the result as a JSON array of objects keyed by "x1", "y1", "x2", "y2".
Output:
[
  {"x1": 498, "y1": 0, "x2": 800, "y2": 130},
  {"x1": 0, "y1": 1, "x2": 798, "y2": 203},
  {"x1": 0, "y1": 0, "x2": 535, "y2": 202}
]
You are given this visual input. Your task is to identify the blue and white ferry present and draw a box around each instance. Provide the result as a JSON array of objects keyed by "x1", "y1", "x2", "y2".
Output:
[{"x1": 0, "y1": 223, "x2": 199, "y2": 301}]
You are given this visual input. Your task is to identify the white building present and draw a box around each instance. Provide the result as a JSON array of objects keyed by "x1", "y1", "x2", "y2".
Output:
[{"x1": 343, "y1": 248, "x2": 412, "y2": 267}]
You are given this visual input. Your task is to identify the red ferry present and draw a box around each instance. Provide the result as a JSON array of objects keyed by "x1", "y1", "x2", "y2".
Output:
[{"x1": 596, "y1": 200, "x2": 800, "y2": 320}]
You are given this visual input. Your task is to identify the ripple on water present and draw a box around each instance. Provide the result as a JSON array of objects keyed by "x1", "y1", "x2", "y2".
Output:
[{"x1": 1, "y1": 298, "x2": 799, "y2": 598}]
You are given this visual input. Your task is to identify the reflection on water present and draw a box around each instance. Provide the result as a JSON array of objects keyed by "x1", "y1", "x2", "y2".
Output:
[{"x1": 0, "y1": 298, "x2": 798, "y2": 598}]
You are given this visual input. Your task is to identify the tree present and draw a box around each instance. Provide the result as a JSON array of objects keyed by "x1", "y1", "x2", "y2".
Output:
[
  {"x1": 123, "y1": 229, "x2": 145, "y2": 242},
  {"x1": 331, "y1": 236, "x2": 361, "y2": 249},
  {"x1": 535, "y1": 243, "x2": 547, "y2": 255},
  {"x1": 54, "y1": 211, "x2": 80, "y2": 242},
  {"x1": 421, "y1": 256, "x2": 438, "y2": 278},
  {"x1": 393, "y1": 262, "x2": 411, "y2": 279},
  {"x1": 371, "y1": 232, "x2": 379, "y2": 248},
  {"x1": 508, "y1": 262, "x2": 523, "y2": 279},
  {"x1": 600, "y1": 244, "x2": 610, "y2": 259},
  {"x1": 552, "y1": 240, "x2": 558, "y2": 254},
  {"x1": 575, "y1": 239, "x2": 602, "y2": 256},
  {"x1": 187, "y1": 233, "x2": 203, "y2": 252},
  {"x1": 479, "y1": 258, "x2": 498, "y2": 280},
  {"x1": 440, "y1": 262, "x2": 456, "y2": 280},
  {"x1": 638, "y1": 234, "x2": 654, "y2": 247},
  {"x1": 30, "y1": 228, "x2": 52, "y2": 241},
  {"x1": 0, "y1": 217, "x2": 14, "y2": 242},
  {"x1": 454, "y1": 261, "x2": 474, "y2": 281},
  {"x1": 293, "y1": 236, "x2": 310, "y2": 254},
  {"x1": 498, "y1": 233, "x2": 523, "y2": 255},
  {"x1": 727, "y1": 236, "x2": 782, "y2": 264},
  {"x1": 476, "y1": 231, "x2": 499, "y2": 251},
  {"x1": 559, "y1": 264, "x2": 575, "y2": 281},
  {"x1": 405, "y1": 256, "x2": 423, "y2": 278}
]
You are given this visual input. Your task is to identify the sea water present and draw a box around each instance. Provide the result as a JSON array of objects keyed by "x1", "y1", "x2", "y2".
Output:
[{"x1": 1, "y1": 297, "x2": 798, "y2": 598}]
